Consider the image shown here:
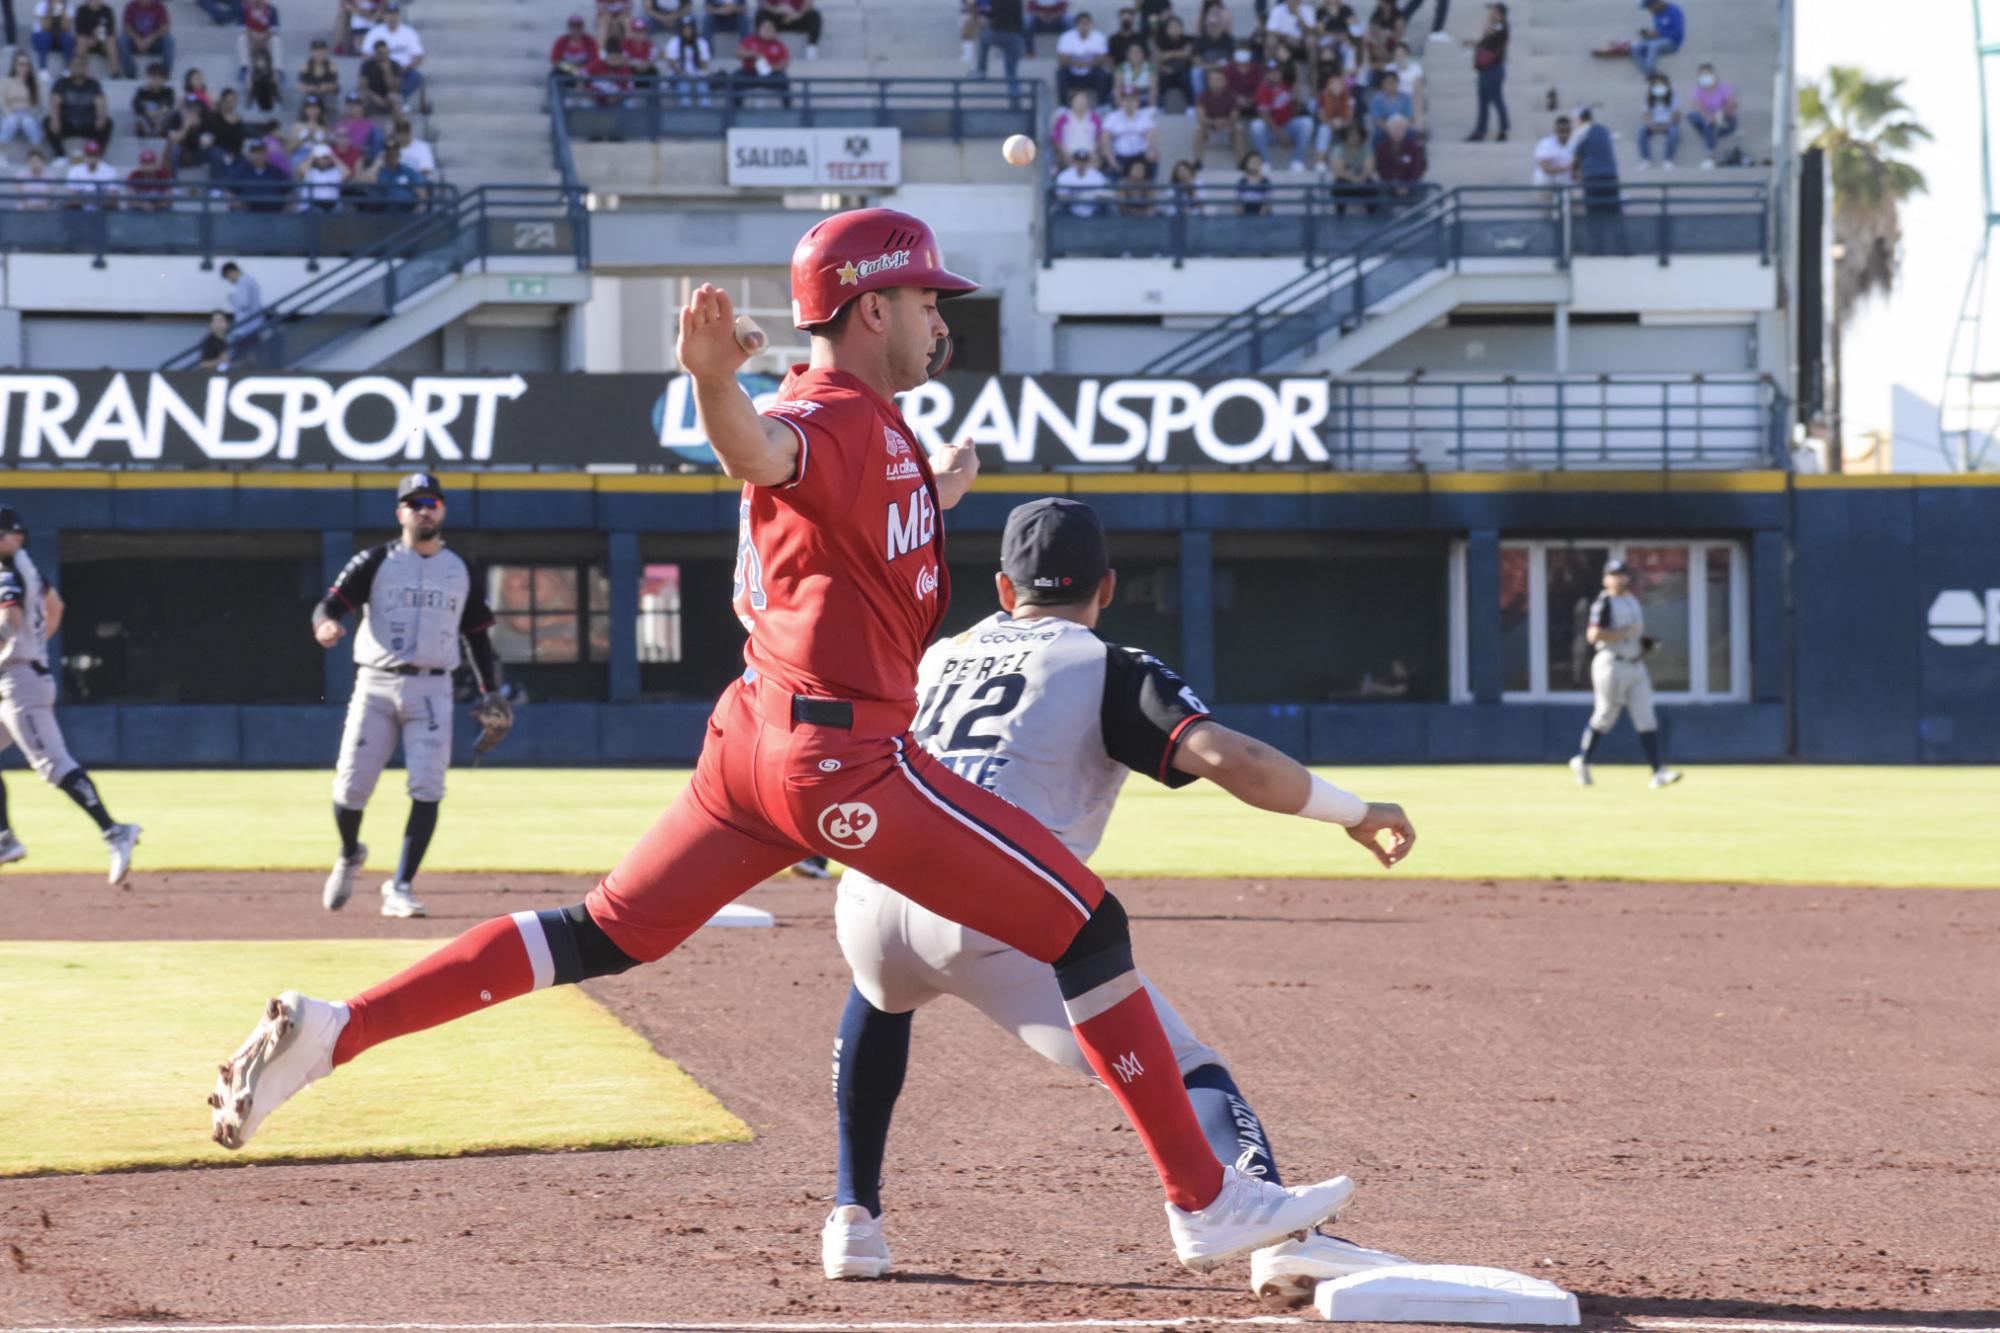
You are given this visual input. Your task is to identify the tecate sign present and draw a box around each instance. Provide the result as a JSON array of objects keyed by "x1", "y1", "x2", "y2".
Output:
[
  {"x1": 1927, "y1": 589, "x2": 2000, "y2": 646},
  {"x1": 725, "y1": 128, "x2": 902, "y2": 188}
]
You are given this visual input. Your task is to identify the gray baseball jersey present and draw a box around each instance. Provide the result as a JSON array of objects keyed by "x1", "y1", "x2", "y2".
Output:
[
  {"x1": 326, "y1": 541, "x2": 492, "y2": 674},
  {"x1": 910, "y1": 611, "x2": 1211, "y2": 861},
  {"x1": 1589, "y1": 590, "x2": 1645, "y2": 662},
  {"x1": 0, "y1": 550, "x2": 50, "y2": 668},
  {"x1": 0, "y1": 552, "x2": 77, "y2": 784}
]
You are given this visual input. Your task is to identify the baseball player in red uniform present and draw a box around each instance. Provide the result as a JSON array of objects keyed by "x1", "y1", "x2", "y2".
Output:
[{"x1": 209, "y1": 208, "x2": 1357, "y2": 1276}]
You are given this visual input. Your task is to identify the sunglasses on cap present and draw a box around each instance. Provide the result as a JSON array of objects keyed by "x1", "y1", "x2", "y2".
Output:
[{"x1": 401, "y1": 495, "x2": 443, "y2": 510}]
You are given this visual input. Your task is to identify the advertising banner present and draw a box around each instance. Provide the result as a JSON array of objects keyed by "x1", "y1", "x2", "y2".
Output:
[{"x1": 724, "y1": 128, "x2": 902, "y2": 188}]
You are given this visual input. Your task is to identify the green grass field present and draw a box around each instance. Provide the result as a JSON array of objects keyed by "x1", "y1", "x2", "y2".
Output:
[
  {"x1": 0, "y1": 939, "x2": 751, "y2": 1176},
  {"x1": 0, "y1": 764, "x2": 1994, "y2": 887}
]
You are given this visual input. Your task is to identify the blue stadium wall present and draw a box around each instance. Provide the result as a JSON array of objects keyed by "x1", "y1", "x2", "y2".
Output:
[{"x1": 5, "y1": 469, "x2": 1994, "y2": 766}]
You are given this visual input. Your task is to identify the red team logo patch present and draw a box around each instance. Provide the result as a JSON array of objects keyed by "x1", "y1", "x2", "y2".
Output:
[{"x1": 818, "y1": 801, "x2": 880, "y2": 850}]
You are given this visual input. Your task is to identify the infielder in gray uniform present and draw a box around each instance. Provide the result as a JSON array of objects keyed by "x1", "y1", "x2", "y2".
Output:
[
  {"x1": 313, "y1": 473, "x2": 502, "y2": 919},
  {"x1": 0, "y1": 506, "x2": 142, "y2": 885},
  {"x1": 823, "y1": 498, "x2": 1417, "y2": 1305},
  {"x1": 1569, "y1": 557, "x2": 1682, "y2": 789}
]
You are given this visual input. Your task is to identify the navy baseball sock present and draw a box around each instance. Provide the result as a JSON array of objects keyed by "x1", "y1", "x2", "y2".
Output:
[
  {"x1": 57, "y1": 769, "x2": 115, "y2": 832},
  {"x1": 0, "y1": 771, "x2": 11, "y2": 832},
  {"x1": 1638, "y1": 730, "x2": 1664, "y2": 771},
  {"x1": 1577, "y1": 726, "x2": 1605, "y2": 759},
  {"x1": 334, "y1": 804, "x2": 364, "y2": 858},
  {"x1": 1183, "y1": 1062, "x2": 1281, "y2": 1184},
  {"x1": 397, "y1": 800, "x2": 439, "y2": 885},
  {"x1": 833, "y1": 985, "x2": 912, "y2": 1217}
]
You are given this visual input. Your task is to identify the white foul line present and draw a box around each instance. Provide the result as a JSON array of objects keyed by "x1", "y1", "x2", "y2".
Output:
[{"x1": 3, "y1": 1319, "x2": 1996, "y2": 1333}]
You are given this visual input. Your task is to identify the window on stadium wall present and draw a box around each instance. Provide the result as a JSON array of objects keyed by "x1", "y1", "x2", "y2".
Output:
[
  {"x1": 1488, "y1": 538, "x2": 1747, "y2": 702},
  {"x1": 1214, "y1": 535, "x2": 1449, "y2": 705},
  {"x1": 449, "y1": 534, "x2": 610, "y2": 702},
  {"x1": 58, "y1": 533, "x2": 324, "y2": 704},
  {"x1": 636, "y1": 534, "x2": 745, "y2": 702},
  {"x1": 941, "y1": 535, "x2": 1183, "y2": 657}
]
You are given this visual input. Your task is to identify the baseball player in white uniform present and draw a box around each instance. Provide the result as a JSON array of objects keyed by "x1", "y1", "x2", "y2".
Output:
[
  {"x1": 822, "y1": 498, "x2": 1418, "y2": 1306},
  {"x1": 0, "y1": 506, "x2": 142, "y2": 885},
  {"x1": 1569, "y1": 558, "x2": 1681, "y2": 789},
  {"x1": 314, "y1": 473, "x2": 501, "y2": 919}
]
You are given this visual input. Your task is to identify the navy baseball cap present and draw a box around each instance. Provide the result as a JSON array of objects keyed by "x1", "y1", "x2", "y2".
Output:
[
  {"x1": 1002, "y1": 498, "x2": 1109, "y2": 603},
  {"x1": 396, "y1": 471, "x2": 445, "y2": 503},
  {"x1": 0, "y1": 506, "x2": 23, "y2": 535},
  {"x1": 1604, "y1": 557, "x2": 1629, "y2": 574}
]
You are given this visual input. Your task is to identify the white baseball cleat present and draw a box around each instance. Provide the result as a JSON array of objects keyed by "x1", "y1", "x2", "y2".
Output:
[
  {"x1": 1251, "y1": 1232, "x2": 1412, "y2": 1306},
  {"x1": 0, "y1": 829, "x2": 27, "y2": 866},
  {"x1": 1568, "y1": 755, "x2": 1592, "y2": 786},
  {"x1": 380, "y1": 879, "x2": 427, "y2": 918},
  {"x1": 1649, "y1": 769, "x2": 1683, "y2": 789},
  {"x1": 1168, "y1": 1167, "x2": 1356, "y2": 1273},
  {"x1": 324, "y1": 842, "x2": 367, "y2": 911},
  {"x1": 821, "y1": 1204, "x2": 892, "y2": 1280},
  {"x1": 209, "y1": 990, "x2": 348, "y2": 1150},
  {"x1": 104, "y1": 823, "x2": 140, "y2": 885}
]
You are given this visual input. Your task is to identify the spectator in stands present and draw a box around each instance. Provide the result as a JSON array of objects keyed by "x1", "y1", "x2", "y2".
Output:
[
  {"x1": 645, "y1": 0, "x2": 691, "y2": 31},
  {"x1": 1112, "y1": 37, "x2": 1152, "y2": 105},
  {"x1": 124, "y1": 143, "x2": 173, "y2": 206},
  {"x1": 389, "y1": 116, "x2": 434, "y2": 177},
  {"x1": 595, "y1": 0, "x2": 632, "y2": 43},
  {"x1": 44, "y1": 53, "x2": 109, "y2": 156},
  {"x1": 1398, "y1": 0, "x2": 1447, "y2": 45},
  {"x1": 1051, "y1": 88, "x2": 1103, "y2": 166},
  {"x1": 1636, "y1": 72, "x2": 1677, "y2": 168},
  {"x1": 1190, "y1": 1, "x2": 1232, "y2": 87},
  {"x1": 583, "y1": 41, "x2": 637, "y2": 106},
  {"x1": 286, "y1": 92, "x2": 330, "y2": 153},
  {"x1": 1221, "y1": 43, "x2": 1259, "y2": 129},
  {"x1": 244, "y1": 48, "x2": 283, "y2": 115},
  {"x1": 1055, "y1": 12, "x2": 1110, "y2": 105},
  {"x1": 1, "y1": 53, "x2": 46, "y2": 153},
  {"x1": 359, "y1": 39, "x2": 405, "y2": 114},
  {"x1": 1308, "y1": 63, "x2": 1351, "y2": 169},
  {"x1": 1025, "y1": 0, "x2": 1065, "y2": 56},
  {"x1": 1153, "y1": 15, "x2": 1192, "y2": 112},
  {"x1": 1531, "y1": 111, "x2": 1572, "y2": 189},
  {"x1": 32, "y1": 0, "x2": 76, "y2": 70},
  {"x1": 624, "y1": 15, "x2": 658, "y2": 77},
  {"x1": 1235, "y1": 148, "x2": 1270, "y2": 214},
  {"x1": 975, "y1": 0, "x2": 1028, "y2": 99},
  {"x1": 197, "y1": 310, "x2": 234, "y2": 371},
  {"x1": 1116, "y1": 157, "x2": 1155, "y2": 215},
  {"x1": 752, "y1": 0, "x2": 817, "y2": 60},
  {"x1": 1572, "y1": 105, "x2": 1619, "y2": 215},
  {"x1": 132, "y1": 60, "x2": 174, "y2": 135},
  {"x1": 165, "y1": 90, "x2": 206, "y2": 166},
  {"x1": 1328, "y1": 118, "x2": 1376, "y2": 211},
  {"x1": 1105, "y1": 7, "x2": 1141, "y2": 65},
  {"x1": 221, "y1": 261, "x2": 263, "y2": 340},
  {"x1": 1629, "y1": 0, "x2": 1682, "y2": 78},
  {"x1": 734, "y1": 16, "x2": 789, "y2": 105},
  {"x1": 1465, "y1": 0, "x2": 1505, "y2": 141},
  {"x1": 334, "y1": 91, "x2": 378, "y2": 157},
  {"x1": 362, "y1": 4, "x2": 425, "y2": 108},
  {"x1": 1101, "y1": 85, "x2": 1157, "y2": 177},
  {"x1": 229, "y1": 132, "x2": 286, "y2": 208},
  {"x1": 16, "y1": 148, "x2": 59, "y2": 206},
  {"x1": 71, "y1": 0, "x2": 115, "y2": 76},
  {"x1": 1386, "y1": 40, "x2": 1422, "y2": 116},
  {"x1": 1166, "y1": 157, "x2": 1208, "y2": 214},
  {"x1": 295, "y1": 139, "x2": 344, "y2": 207},
  {"x1": 1191, "y1": 55, "x2": 1241, "y2": 161},
  {"x1": 1054, "y1": 147, "x2": 1108, "y2": 216},
  {"x1": 1373, "y1": 111, "x2": 1423, "y2": 197},
  {"x1": 1248, "y1": 59, "x2": 1306, "y2": 171},
  {"x1": 118, "y1": 0, "x2": 170, "y2": 74},
  {"x1": 1686, "y1": 61, "x2": 1737, "y2": 168},
  {"x1": 183, "y1": 66, "x2": 213, "y2": 107},
  {"x1": 63, "y1": 136, "x2": 116, "y2": 204},
  {"x1": 1367, "y1": 68, "x2": 1411, "y2": 134},
  {"x1": 1264, "y1": 0, "x2": 1307, "y2": 60},
  {"x1": 702, "y1": 0, "x2": 744, "y2": 40},
  {"x1": 662, "y1": 14, "x2": 714, "y2": 106},
  {"x1": 334, "y1": 0, "x2": 380, "y2": 52},
  {"x1": 236, "y1": 0, "x2": 281, "y2": 84},
  {"x1": 208, "y1": 85, "x2": 247, "y2": 154},
  {"x1": 551, "y1": 14, "x2": 601, "y2": 73},
  {"x1": 297, "y1": 38, "x2": 338, "y2": 100}
]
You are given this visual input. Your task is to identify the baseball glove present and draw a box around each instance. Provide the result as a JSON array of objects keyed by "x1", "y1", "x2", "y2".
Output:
[
  {"x1": 1639, "y1": 635, "x2": 1659, "y2": 656},
  {"x1": 469, "y1": 692, "x2": 514, "y2": 763}
]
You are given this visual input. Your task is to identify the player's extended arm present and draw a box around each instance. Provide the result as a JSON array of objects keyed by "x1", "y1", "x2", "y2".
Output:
[
  {"x1": 678, "y1": 283, "x2": 799, "y2": 488},
  {"x1": 311, "y1": 594, "x2": 349, "y2": 647},
  {"x1": 1171, "y1": 720, "x2": 1416, "y2": 869},
  {"x1": 41, "y1": 585, "x2": 63, "y2": 640},
  {"x1": 929, "y1": 440, "x2": 980, "y2": 509}
]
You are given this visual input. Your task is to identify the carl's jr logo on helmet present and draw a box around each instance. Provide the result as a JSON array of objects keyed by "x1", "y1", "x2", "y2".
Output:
[{"x1": 836, "y1": 250, "x2": 913, "y2": 287}]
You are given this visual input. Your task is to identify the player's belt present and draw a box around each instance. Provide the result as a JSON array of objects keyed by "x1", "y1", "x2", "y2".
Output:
[
  {"x1": 740, "y1": 667, "x2": 916, "y2": 739},
  {"x1": 792, "y1": 696, "x2": 854, "y2": 728},
  {"x1": 367, "y1": 664, "x2": 449, "y2": 677}
]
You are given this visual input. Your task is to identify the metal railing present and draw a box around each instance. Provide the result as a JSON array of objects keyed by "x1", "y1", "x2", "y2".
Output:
[
  {"x1": 0, "y1": 179, "x2": 457, "y2": 268},
  {"x1": 552, "y1": 72, "x2": 1040, "y2": 142},
  {"x1": 159, "y1": 184, "x2": 589, "y2": 371},
  {"x1": 1139, "y1": 182, "x2": 1773, "y2": 375},
  {"x1": 1044, "y1": 180, "x2": 1440, "y2": 267},
  {"x1": 1321, "y1": 375, "x2": 1789, "y2": 471}
]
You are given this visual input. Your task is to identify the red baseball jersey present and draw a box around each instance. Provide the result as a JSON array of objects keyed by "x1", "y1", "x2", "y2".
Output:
[{"x1": 735, "y1": 365, "x2": 950, "y2": 707}]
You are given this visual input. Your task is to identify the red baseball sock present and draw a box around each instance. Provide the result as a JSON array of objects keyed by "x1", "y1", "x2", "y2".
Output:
[
  {"x1": 332, "y1": 915, "x2": 534, "y2": 1067},
  {"x1": 1069, "y1": 987, "x2": 1224, "y2": 1212}
]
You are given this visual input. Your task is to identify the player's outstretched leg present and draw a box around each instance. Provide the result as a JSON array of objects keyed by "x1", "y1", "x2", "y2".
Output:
[
  {"x1": 325, "y1": 803, "x2": 367, "y2": 911},
  {"x1": 824, "y1": 985, "x2": 908, "y2": 1279},
  {"x1": 0, "y1": 773, "x2": 25, "y2": 866},
  {"x1": 55, "y1": 768, "x2": 138, "y2": 885}
]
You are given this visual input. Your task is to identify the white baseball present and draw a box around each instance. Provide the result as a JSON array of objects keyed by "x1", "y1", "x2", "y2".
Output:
[{"x1": 1001, "y1": 134, "x2": 1037, "y2": 167}]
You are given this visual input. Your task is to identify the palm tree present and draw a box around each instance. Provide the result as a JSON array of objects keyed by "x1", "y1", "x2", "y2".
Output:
[{"x1": 1799, "y1": 67, "x2": 1930, "y2": 468}]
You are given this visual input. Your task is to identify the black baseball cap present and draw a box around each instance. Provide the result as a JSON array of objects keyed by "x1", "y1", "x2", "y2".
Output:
[
  {"x1": 0, "y1": 506, "x2": 24, "y2": 535},
  {"x1": 1604, "y1": 557, "x2": 1628, "y2": 574},
  {"x1": 396, "y1": 471, "x2": 445, "y2": 503},
  {"x1": 1002, "y1": 497, "x2": 1109, "y2": 603}
]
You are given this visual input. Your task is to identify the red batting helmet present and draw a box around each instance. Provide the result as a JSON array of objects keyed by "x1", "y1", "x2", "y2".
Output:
[{"x1": 789, "y1": 208, "x2": 978, "y2": 330}]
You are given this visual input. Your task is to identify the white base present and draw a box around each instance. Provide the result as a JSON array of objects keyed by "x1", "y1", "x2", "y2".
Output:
[
  {"x1": 1315, "y1": 1264, "x2": 1580, "y2": 1325},
  {"x1": 706, "y1": 903, "x2": 776, "y2": 928}
]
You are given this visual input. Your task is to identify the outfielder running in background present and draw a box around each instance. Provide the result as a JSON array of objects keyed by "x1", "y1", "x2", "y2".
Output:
[
  {"x1": 213, "y1": 208, "x2": 1363, "y2": 1281},
  {"x1": 314, "y1": 472, "x2": 506, "y2": 919},
  {"x1": 1569, "y1": 558, "x2": 1682, "y2": 789},
  {"x1": 825, "y1": 498, "x2": 1416, "y2": 1304},
  {"x1": 0, "y1": 506, "x2": 142, "y2": 885}
]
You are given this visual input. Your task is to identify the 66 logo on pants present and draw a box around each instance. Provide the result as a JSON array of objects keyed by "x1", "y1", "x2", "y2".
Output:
[{"x1": 818, "y1": 801, "x2": 880, "y2": 850}]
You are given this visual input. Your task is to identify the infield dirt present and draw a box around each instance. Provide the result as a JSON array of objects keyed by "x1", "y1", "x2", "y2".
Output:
[{"x1": 2, "y1": 871, "x2": 1995, "y2": 1327}]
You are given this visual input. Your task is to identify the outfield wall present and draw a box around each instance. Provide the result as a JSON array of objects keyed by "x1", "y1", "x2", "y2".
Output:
[{"x1": 6, "y1": 468, "x2": 1992, "y2": 766}]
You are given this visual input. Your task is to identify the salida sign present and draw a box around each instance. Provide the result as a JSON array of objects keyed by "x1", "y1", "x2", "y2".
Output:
[{"x1": 724, "y1": 128, "x2": 902, "y2": 188}]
